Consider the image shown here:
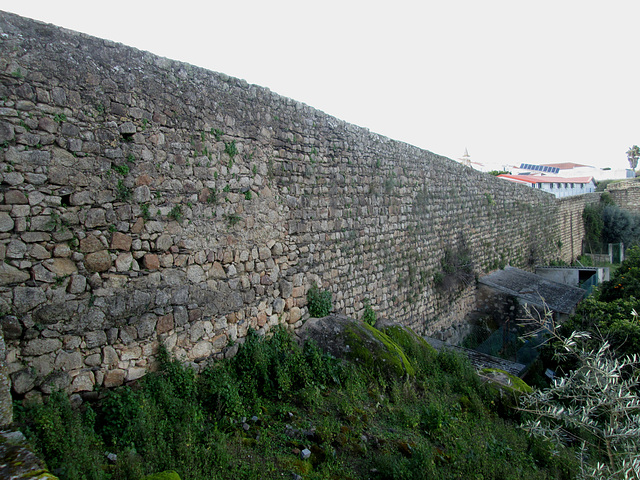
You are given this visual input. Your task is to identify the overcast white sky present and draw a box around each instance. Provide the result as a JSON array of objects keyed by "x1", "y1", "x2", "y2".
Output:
[{"x1": 2, "y1": 1, "x2": 639, "y2": 172}]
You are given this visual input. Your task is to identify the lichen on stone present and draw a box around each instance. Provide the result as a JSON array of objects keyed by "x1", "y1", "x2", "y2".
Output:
[{"x1": 344, "y1": 322, "x2": 415, "y2": 377}]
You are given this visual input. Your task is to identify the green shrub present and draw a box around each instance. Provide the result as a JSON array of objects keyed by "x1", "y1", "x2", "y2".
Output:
[
  {"x1": 168, "y1": 205, "x2": 182, "y2": 222},
  {"x1": 307, "y1": 284, "x2": 332, "y2": 317},
  {"x1": 362, "y1": 299, "x2": 376, "y2": 326},
  {"x1": 18, "y1": 393, "x2": 107, "y2": 480}
]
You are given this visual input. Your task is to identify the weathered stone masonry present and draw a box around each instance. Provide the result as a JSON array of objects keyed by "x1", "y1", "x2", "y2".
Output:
[{"x1": 0, "y1": 11, "x2": 585, "y2": 399}]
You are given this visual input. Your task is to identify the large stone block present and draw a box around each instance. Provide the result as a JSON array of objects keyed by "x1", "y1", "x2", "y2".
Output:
[
  {"x1": 55, "y1": 351, "x2": 83, "y2": 371},
  {"x1": 13, "y1": 287, "x2": 47, "y2": 314},
  {"x1": 137, "y1": 314, "x2": 157, "y2": 339},
  {"x1": 85, "y1": 250, "x2": 112, "y2": 272},
  {"x1": 0, "y1": 212, "x2": 14, "y2": 232},
  {"x1": 0, "y1": 263, "x2": 29, "y2": 285},
  {"x1": 11, "y1": 368, "x2": 37, "y2": 395},
  {"x1": 103, "y1": 369, "x2": 126, "y2": 387},
  {"x1": 23, "y1": 338, "x2": 62, "y2": 356},
  {"x1": 111, "y1": 232, "x2": 132, "y2": 251},
  {"x1": 85, "y1": 330, "x2": 108, "y2": 349}
]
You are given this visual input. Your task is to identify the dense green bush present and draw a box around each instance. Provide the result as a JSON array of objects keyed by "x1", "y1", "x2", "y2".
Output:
[
  {"x1": 18, "y1": 393, "x2": 106, "y2": 480},
  {"x1": 601, "y1": 205, "x2": 640, "y2": 245},
  {"x1": 583, "y1": 195, "x2": 640, "y2": 249}
]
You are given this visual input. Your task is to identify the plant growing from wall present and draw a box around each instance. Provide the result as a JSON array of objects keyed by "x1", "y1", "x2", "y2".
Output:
[
  {"x1": 141, "y1": 203, "x2": 151, "y2": 221},
  {"x1": 307, "y1": 284, "x2": 332, "y2": 317},
  {"x1": 224, "y1": 140, "x2": 238, "y2": 159},
  {"x1": 224, "y1": 213, "x2": 241, "y2": 227},
  {"x1": 211, "y1": 128, "x2": 223, "y2": 141},
  {"x1": 112, "y1": 164, "x2": 130, "y2": 176},
  {"x1": 485, "y1": 193, "x2": 496, "y2": 206},
  {"x1": 435, "y1": 244, "x2": 474, "y2": 291},
  {"x1": 207, "y1": 188, "x2": 218, "y2": 205},
  {"x1": 362, "y1": 299, "x2": 376, "y2": 326},
  {"x1": 384, "y1": 173, "x2": 396, "y2": 193},
  {"x1": 168, "y1": 205, "x2": 182, "y2": 222},
  {"x1": 116, "y1": 180, "x2": 131, "y2": 202}
]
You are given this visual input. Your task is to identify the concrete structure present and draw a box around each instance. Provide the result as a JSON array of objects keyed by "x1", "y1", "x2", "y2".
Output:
[
  {"x1": 477, "y1": 266, "x2": 586, "y2": 318},
  {"x1": 535, "y1": 265, "x2": 609, "y2": 290}
]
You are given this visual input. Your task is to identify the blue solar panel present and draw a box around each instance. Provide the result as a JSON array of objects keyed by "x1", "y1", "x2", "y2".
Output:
[{"x1": 520, "y1": 164, "x2": 561, "y2": 175}]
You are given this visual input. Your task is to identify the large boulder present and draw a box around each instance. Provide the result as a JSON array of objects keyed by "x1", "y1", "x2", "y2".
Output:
[{"x1": 295, "y1": 314, "x2": 418, "y2": 377}]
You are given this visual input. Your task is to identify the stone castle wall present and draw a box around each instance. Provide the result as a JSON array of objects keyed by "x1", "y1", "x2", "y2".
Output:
[
  {"x1": 606, "y1": 180, "x2": 640, "y2": 213},
  {"x1": 557, "y1": 193, "x2": 601, "y2": 261},
  {"x1": 0, "y1": 11, "x2": 579, "y2": 400}
]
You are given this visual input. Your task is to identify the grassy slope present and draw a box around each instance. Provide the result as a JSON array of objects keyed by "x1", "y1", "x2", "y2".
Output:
[{"x1": 15, "y1": 326, "x2": 577, "y2": 480}]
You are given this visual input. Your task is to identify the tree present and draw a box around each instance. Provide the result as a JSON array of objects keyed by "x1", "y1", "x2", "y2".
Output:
[
  {"x1": 519, "y1": 307, "x2": 640, "y2": 480},
  {"x1": 626, "y1": 145, "x2": 640, "y2": 171}
]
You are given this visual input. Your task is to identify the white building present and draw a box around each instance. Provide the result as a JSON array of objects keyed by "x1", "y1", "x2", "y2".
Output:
[
  {"x1": 513, "y1": 162, "x2": 633, "y2": 181},
  {"x1": 497, "y1": 174, "x2": 596, "y2": 198}
]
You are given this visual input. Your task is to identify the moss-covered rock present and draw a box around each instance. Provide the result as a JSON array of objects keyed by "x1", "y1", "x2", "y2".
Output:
[
  {"x1": 381, "y1": 324, "x2": 436, "y2": 355},
  {"x1": 140, "y1": 471, "x2": 181, "y2": 480},
  {"x1": 0, "y1": 430, "x2": 59, "y2": 479},
  {"x1": 296, "y1": 314, "x2": 415, "y2": 377},
  {"x1": 479, "y1": 368, "x2": 532, "y2": 394}
]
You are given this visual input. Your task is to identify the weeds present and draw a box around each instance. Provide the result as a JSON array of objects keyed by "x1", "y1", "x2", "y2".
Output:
[
  {"x1": 224, "y1": 213, "x2": 241, "y2": 227},
  {"x1": 212, "y1": 128, "x2": 223, "y2": 142},
  {"x1": 224, "y1": 140, "x2": 238, "y2": 159},
  {"x1": 112, "y1": 164, "x2": 130, "y2": 176},
  {"x1": 141, "y1": 203, "x2": 151, "y2": 221},
  {"x1": 207, "y1": 188, "x2": 218, "y2": 205},
  {"x1": 168, "y1": 205, "x2": 183, "y2": 222},
  {"x1": 17, "y1": 326, "x2": 575, "y2": 480},
  {"x1": 116, "y1": 180, "x2": 131, "y2": 202}
]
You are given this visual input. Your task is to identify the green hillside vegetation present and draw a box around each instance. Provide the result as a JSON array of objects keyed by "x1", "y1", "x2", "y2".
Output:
[
  {"x1": 15, "y1": 324, "x2": 577, "y2": 480},
  {"x1": 558, "y1": 245, "x2": 640, "y2": 360}
]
